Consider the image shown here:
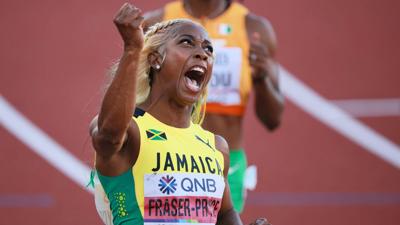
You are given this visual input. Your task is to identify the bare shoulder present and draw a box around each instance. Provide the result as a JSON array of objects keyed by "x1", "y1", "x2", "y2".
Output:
[
  {"x1": 214, "y1": 134, "x2": 230, "y2": 177},
  {"x1": 143, "y1": 8, "x2": 164, "y2": 31},
  {"x1": 89, "y1": 115, "x2": 99, "y2": 136},
  {"x1": 214, "y1": 134, "x2": 229, "y2": 156},
  {"x1": 245, "y1": 12, "x2": 277, "y2": 54}
]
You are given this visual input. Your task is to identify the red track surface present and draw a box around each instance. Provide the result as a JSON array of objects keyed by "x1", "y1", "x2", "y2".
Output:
[{"x1": 1, "y1": 0, "x2": 399, "y2": 224}]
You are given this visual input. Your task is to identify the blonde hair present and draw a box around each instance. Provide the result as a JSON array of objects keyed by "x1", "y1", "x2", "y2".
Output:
[{"x1": 109, "y1": 19, "x2": 208, "y2": 124}]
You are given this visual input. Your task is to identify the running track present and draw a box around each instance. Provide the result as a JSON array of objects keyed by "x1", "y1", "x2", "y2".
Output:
[{"x1": 1, "y1": 0, "x2": 399, "y2": 224}]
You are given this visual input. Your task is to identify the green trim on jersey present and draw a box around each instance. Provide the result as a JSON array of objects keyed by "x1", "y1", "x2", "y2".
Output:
[
  {"x1": 227, "y1": 149, "x2": 247, "y2": 213},
  {"x1": 97, "y1": 169, "x2": 143, "y2": 225}
]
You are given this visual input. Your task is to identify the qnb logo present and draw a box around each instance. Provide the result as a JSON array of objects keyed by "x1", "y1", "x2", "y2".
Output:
[{"x1": 158, "y1": 175, "x2": 177, "y2": 195}]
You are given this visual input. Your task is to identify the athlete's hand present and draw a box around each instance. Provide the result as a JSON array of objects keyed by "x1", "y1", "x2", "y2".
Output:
[
  {"x1": 248, "y1": 218, "x2": 272, "y2": 225},
  {"x1": 114, "y1": 3, "x2": 144, "y2": 51},
  {"x1": 248, "y1": 32, "x2": 274, "y2": 82}
]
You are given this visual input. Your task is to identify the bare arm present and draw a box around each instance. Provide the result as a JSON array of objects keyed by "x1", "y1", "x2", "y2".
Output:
[
  {"x1": 214, "y1": 135, "x2": 242, "y2": 225},
  {"x1": 91, "y1": 3, "x2": 144, "y2": 159},
  {"x1": 246, "y1": 13, "x2": 284, "y2": 131}
]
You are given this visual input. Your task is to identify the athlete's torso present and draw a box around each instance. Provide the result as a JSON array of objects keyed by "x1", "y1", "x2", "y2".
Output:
[{"x1": 96, "y1": 109, "x2": 226, "y2": 225}]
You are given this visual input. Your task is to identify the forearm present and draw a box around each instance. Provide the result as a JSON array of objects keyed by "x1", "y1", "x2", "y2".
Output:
[
  {"x1": 97, "y1": 49, "x2": 140, "y2": 142},
  {"x1": 217, "y1": 207, "x2": 243, "y2": 225},
  {"x1": 253, "y1": 72, "x2": 284, "y2": 130}
]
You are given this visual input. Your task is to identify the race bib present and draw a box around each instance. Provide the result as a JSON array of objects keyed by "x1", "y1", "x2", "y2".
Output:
[
  {"x1": 207, "y1": 47, "x2": 242, "y2": 105},
  {"x1": 143, "y1": 173, "x2": 225, "y2": 225}
]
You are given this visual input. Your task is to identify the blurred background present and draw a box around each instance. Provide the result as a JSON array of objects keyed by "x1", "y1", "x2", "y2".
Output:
[{"x1": 1, "y1": 0, "x2": 399, "y2": 224}]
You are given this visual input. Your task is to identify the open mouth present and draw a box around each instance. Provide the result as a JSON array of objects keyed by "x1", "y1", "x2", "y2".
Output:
[{"x1": 184, "y1": 66, "x2": 206, "y2": 92}]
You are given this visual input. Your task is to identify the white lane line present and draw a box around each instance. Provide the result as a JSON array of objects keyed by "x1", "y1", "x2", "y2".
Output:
[
  {"x1": 0, "y1": 95, "x2": 94, "y2": 194},
  {"x1": 280, "y1": 67, "x2": 400, "y2": 169},
  {"x1": 332, "y1": 98, "x2": 400, "y2": 117}
]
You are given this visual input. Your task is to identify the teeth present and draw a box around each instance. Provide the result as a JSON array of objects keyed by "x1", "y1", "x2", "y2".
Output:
[{"x1": 191, "y1": 66, "x2": 205, "y2": 73}]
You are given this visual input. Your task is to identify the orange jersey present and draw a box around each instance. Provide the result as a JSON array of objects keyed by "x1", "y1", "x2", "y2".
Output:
[{"x1": 164, "y1": 1, "x2": 252, "y2": 116}]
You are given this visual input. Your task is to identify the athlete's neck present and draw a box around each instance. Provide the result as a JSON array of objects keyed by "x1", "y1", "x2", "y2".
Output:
[
  {"x1": 183, "y1": 0, "x2": 229, "y2": 19},
  {"x1": 140, "y1": 97, "x2": 193, "y2": 128}
]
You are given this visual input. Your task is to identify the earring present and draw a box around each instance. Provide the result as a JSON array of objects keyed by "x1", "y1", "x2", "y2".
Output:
[{"x1": 155, "y1": 65, "x2": 160, "y2": 70}]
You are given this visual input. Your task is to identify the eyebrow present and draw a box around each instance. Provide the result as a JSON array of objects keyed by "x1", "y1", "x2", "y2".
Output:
[
  {"x1": 178, "y1": 34, "x2": 212, "y2": 45},
  {"x1": 179, "y1": 34, "x2": 194, "y2": 39}
]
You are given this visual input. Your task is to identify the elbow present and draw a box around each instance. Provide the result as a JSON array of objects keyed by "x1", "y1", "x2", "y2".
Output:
[
  {"x1": 256, "y1": 107, "x2": 283, "y2": 131},
  {"x1": 265, "y1": 117, "x2": 281, "y2": 131},
  {"x1": 255, "y1": 95, "x2": 285, "y2": 131},
  {"x1": 99, "y1": 132, "x2": 125, "y2": 148},
  {"x1": 90, "y1": 116, "x2": 129, "y2": 157},
  {"x1": 259, "y1": 115, "x2": 281, "y2": 131},
  {"x1": 95, "y1": 125, "x2": 127, "y2": 151},
  {"x1": 92, "y1": 132, "x2": 126, "y2": 157}
]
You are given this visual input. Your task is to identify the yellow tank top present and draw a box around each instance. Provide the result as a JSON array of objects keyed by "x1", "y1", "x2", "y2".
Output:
[
  {"x1": 95, "y1": 109, "x2": 226, "y2": 225},
  {"x1": 164, "y1": 1, "x2": 252, "y2": 116},
  {"x1": 133, "y1": 109, "x2": 225, "y2": 224}
]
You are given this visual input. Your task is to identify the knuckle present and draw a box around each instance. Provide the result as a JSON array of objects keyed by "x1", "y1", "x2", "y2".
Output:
[{"x1": 113, "y1": 19, "x2": 121, "y2": 25}]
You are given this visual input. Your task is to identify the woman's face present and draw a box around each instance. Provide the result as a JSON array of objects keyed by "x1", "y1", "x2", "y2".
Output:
[{"x1": 157, "y1": 22, "x2": 214, "y2": 105}]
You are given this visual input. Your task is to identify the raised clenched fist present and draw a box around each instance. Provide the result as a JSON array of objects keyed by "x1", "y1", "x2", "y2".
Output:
[{"x1": 113, "y1": 3, "x2": 144, "y2": 50}]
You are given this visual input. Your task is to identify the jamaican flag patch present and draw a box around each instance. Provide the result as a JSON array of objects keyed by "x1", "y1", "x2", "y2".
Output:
[{"x1": 146, "y1": 129, "x2": 167, "y2": 141}]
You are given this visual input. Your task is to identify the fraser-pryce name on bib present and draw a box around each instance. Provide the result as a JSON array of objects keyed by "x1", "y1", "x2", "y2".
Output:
[
  {"x1": 207, "y1": 47, "x2": 242, "y2": 105},
  {"x1": 143, "y1": 173, "x2": 225, "y2": 225}
]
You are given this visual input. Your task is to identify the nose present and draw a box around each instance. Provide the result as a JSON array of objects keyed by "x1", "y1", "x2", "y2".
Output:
[{"x1": 194, "y1": 46, "x2": 208, "y2": 61}]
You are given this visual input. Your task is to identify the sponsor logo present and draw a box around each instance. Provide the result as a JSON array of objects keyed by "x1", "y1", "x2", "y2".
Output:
[
  {"x1": 145, "y1": 173, "x2": 225, "y2": 200},
  {"x1": 146, "y1": 129, "x2": 167, "y2": 141},
  {"x1": 181, "y1": 177, "x2": 217, "y2": 193},
  {"x1": 228, "y1": 163, "x2": 240, "y2": 175},
  {"x1": 195, "y1": 135, "x2": 215, "y2": 151},
  {"x1": 158, "y1": 175, "x2": 177, "y2": 195},
  {"x1": 158, "y1": 175, "x2": 217, "y2": 195}
]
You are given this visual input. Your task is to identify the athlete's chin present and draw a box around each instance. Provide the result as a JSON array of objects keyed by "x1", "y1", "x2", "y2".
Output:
[
  {"x1": 177, "y1": 85, "x2": 204, "y2": 105},
  {"x1": 177, "y1": 91, "x2": 201, "y2": 106},
  {"x1": 180, "y1": 95, "x2": 199, "y2": 105}
]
